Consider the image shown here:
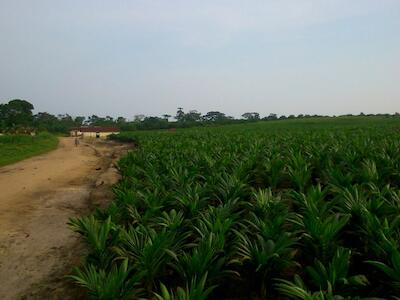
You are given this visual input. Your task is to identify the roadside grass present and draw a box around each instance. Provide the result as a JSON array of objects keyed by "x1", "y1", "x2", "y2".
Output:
[{"x1": 0, "y1": 133, "x2": 59, "y2": 167}]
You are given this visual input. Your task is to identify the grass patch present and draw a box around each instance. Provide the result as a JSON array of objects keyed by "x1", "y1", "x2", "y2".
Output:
[{"x1": 0, "y1": 133, "x2": 58, "y2": 167}]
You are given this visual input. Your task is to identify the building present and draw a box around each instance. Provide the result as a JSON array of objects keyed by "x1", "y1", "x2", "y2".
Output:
[{"x1": 70, "y1": 126, "x2": 120, "y2": 139}]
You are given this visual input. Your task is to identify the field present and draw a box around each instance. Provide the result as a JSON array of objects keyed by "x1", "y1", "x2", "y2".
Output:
[
  {"x1": 70, "y1": 117, "x2": 400, "y2": 299},
  {"x1": 0, "y1": 133, "x2": 58, "y2": 167}
]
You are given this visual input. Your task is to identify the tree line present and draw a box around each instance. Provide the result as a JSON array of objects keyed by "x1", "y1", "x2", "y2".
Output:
[{"x1": 1, "y1": 99, "x2": 399, "y2": 133}]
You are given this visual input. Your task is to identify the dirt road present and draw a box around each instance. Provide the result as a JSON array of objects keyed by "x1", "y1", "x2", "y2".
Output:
[{"x1": 0, "y1": 137, "x2": 131, "y2": 300}]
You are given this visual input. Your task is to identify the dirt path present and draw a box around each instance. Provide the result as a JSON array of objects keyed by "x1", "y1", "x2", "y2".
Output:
[{"x1": 0, "y1": 137, "x2": 131, "y2": 300}]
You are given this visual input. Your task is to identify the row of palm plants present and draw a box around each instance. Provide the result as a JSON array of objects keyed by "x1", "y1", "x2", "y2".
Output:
[{"x1": 70, "y1": 120, "x2": 400, "y2": 299}]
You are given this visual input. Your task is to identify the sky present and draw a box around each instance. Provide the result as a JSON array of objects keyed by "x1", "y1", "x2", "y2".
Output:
[{"x1": 0, "y1": 0, "x2": 399, "y2": 119}]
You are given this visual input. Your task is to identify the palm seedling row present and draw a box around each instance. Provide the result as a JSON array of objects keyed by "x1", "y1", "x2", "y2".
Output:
[{"x1": 69, "y1": 118, "x2": 400, "y2": 299}]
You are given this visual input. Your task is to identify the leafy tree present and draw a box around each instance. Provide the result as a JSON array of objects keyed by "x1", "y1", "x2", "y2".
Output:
[
  {"x1": 242, "y1": 112, "x2": 260, "y2": 120},
  {"x1": 32, "y1": 112, "x2": 85, "y2": 133},
  {"x1": 264, "y1": 113, "x2": 277, "y2": 120},
  {"x1": 105, "y1": 116, "x2": 114, "y2": 123},
  {"x1": 34, "y1": 112, "x2": 58, "y2": 131},
  {"x1": 176, "y1": 107, "x2": 185, "y2": 122},
  {"x1": 202, "y1": 111, "x2": 227, "y2": 122},
  {"x1": 133, "y1": 114, "x2": 146, "y2": 122},
  {"x1": 86, "y1": 115, "x2": 115, "y2": 126},
  {"x1": 0, "y1": 99, "x2": 34, "y2": 128},
  {"x1": 55, "y1": 114, "x2": 81, "y2": 132},
  {"x1": 116, "y1": 117, "x2": 126, "y2": 124},
  {"x1": 184, "y1": 110, "x2": 201, "y2": 122},
  {"x1": 162, "y1": 114, "x2": 172, "y2": 121},
  {"x1": 86, "y1": 115, "x2": 101, "y2": 125},
  {"x1": 74, "y1": 116, "x2": 85, "y2": 126},
  {"x1": 138, "y1": 117, "x2": 169, "y2": 130}
]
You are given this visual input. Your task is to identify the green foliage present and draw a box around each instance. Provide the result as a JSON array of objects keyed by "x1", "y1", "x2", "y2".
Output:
[
  {"x1": 69, "y1": 216, "x2": 117, "y2": 267},
  {"x1": 172, "y1": 233, "x2": 235, "y2": 284},
  {"x1": 155, "y1": 273, "x2": 216, "y2": 300},
  {"x1": 114, "y1": 225, "x2": 185, "y2": 291},
  {"x1": 276, "y1": 275, "x2": 379, "y2": 300},
  {"x1": 71, "y1": 118, "x2": 400, "y2": 299},
  {"x1": 0, "y1": 99, "x2": 34, "y2": 128},
  {"x1": 68, "y1": 259, "x2": 143, "y2": 300},
  {"x1": 306, "y1": 248, "x2": 368, "y2": 293},
  {"x1": 367, "y1": 248, "x2": 400, "y2": 292}
]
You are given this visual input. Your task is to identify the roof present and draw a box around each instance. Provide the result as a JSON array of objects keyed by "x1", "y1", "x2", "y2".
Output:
[{"x1": 70, "y1": 126, "x2": 120, "y2": 133}]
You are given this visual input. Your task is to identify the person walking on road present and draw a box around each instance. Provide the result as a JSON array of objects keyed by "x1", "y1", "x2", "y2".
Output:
[{"x1": 75, "y1": 137, "x2": 79, "y2": 147}]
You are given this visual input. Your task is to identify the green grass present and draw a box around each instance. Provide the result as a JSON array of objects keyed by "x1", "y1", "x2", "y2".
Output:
[{"x1": 0, "y1": 132, "x2": 59, "y2": 167}]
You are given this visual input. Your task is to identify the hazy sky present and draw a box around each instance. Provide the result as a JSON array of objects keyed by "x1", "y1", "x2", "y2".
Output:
[{"x1": 0, "y1": 1, "x2": 399, "y2": 118}]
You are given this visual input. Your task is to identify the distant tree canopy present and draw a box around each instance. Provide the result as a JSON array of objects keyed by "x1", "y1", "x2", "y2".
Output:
[
  {"x1": 175, "y1": 107, "x2": 185, "y2": 122},
  {"x1": 137, "y1": 117, "x2": 169, "y2": 130},
  {"x1": 0, "y1": 99, "x2": 83, "y2": 133},
  {"x1": 242, "y1": 112, "x2": 260, "y2": 120},
  {"x1": 202, "y1": 111, "x2": 228, "y2": 122},
  {"x1": 1, "y1": 99, "x2": 399, "y2": 133},
  {"x1": 263, "y1": 113, "x2": 278, "y2": 120},
  {"x1": 0, "y1": 99, "x2": 34, "y2": 128},
  {"x1": 184, "y1": 110, "x2": 202, "y2": 122}
]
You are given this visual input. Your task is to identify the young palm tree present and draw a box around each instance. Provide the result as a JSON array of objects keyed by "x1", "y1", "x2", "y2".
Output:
[
  {"x1": 325, "y1": 166, "x2": 354, "y2": 190},
  {"x1": 68, "y1": 216, "x2": 117, "y2": 268},
  {"x1": 154, "y1": 273, "x2": 216, "y2": 300},
  {"x1": 68, "y1": 259, "x2": 143, "y2": 300},
  {"x1": 287, "y1": 151, "x2": 312, "y2": 192},
  {"x1": 306, "y1": 247, "x2": 368, "y2": 293},
  {"x1": 300, "y1": 212, "x2": 350, "y2": 264},
  {"x1": 213, "y1": 173, "x2": 249, "y2": 205},
  {"x1": 114, "y1": 225, "x2": 185, "y2": 296},
  {"x1": 156, "y1": 209, "x2": 185, "y2": 231},
  {"x1": 276, "y1": 275, "x2": 333, "y2": 300},
  {"x1": 367, "y1": 248, "x2": 400, "y2": 294},
  {"x1": 174, "y1": 183, "x2": 209, "y2": 218},
  {"x1": 291, "y1": 186, "x2": 350, "y2": 263},
  {"x1": 276, "y1": 275, "x2": 377, "y2": 300},
  {"x1": 263, "y1": 155, "x2": 286, "y2": 190},
  {"x1": 172, "y1": 233, "x2": 237, "y2": 284},
  {"x1": 235, "y1": 228, "x2": 297, "y2": 298}
]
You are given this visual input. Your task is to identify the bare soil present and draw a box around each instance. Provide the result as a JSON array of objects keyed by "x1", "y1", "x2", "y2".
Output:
[{"x1": 0, "y1": 137, "x2": 132, "y2": 300}]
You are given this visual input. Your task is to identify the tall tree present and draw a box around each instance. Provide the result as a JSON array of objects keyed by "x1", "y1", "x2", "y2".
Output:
[
  {"x1": 265, "y1": 113, "x2": 278, "y2": 120},
  {"x1": 133, "y1": 114, "x2": 146, "y2": 122},
  {"x1": 242, "y1": 112, "x2": 260, "y2": 120},
  {"x1": 162, "y1": 114, "x2": 171, "y2": 121},
  {"x1": 74, "y1": 116, "x2": 85, "y2": 126},
  {"x1": 202, "y1": 111, "x2": 227, "y2": 122},
  {"x1": 34, "y1": 112, "x2": 58, "y2": 129},
  {"x1": 139, "y1": 116, "x2": 168, "y2": 130},
  {"x1": 0, "y1": 99, "x2": 34, "y2": 128},
  {"x1": 184, "y1": 110, "x2": 201, "y2": 122},
  {"x1": 175, "y1": 107, "x2": 185, "y2": 122},
  {"x1": 116, "y1": 117, "x2": 126, "y2": 124}
]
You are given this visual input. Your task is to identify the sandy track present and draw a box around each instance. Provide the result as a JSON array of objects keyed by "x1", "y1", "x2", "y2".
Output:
[{"x1": 0, "y1": 137, "x2": 131, "y2": 300}]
